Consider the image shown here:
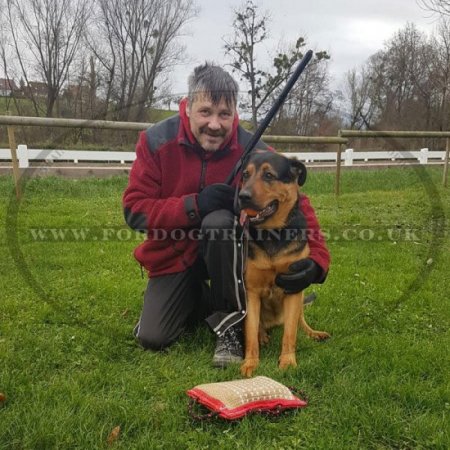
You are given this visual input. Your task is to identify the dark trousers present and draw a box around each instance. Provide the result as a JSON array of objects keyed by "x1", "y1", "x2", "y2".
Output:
[{"x1": 135, "y1": 210, "x2": 246, "y2": 350}]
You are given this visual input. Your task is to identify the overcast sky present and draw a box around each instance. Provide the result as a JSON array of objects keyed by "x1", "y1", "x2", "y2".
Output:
[{"x1": 171, "y1": 0, "x2": 440, "y2": 96}]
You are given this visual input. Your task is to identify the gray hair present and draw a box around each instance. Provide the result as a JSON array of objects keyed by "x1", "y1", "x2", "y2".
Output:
[{"x1": 188, "y1": 62, "x2": 239, "y2": 108}]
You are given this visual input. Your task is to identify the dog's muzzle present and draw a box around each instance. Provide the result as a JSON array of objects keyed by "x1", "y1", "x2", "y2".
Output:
[{"x1": 238, "y1": 191, "x2": 279, "y2": 225}]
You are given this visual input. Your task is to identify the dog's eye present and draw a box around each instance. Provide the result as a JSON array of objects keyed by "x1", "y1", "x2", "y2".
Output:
[
  {"x1": 264, "y1": 172, "x2": 275, "y2": 181},
  {"x1": 242, "y1": 170, "x2": 250, "y2": 180}
]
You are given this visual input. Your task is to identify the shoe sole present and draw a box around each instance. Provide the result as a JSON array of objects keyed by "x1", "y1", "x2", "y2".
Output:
[{"x1": 212, "y1": 355, "x2": 243, "y2": 368}]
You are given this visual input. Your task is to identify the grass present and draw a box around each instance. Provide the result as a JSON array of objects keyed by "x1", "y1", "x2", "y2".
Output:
[
  {"x1": 0, "y1": 97, "x2": 35, "y2": 116},
  {"x1": 0, "y1": 167, "x2": 449, "y2": 449}
]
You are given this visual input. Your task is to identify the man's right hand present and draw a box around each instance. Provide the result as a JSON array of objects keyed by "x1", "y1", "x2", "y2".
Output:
[{"x1": 197, "y1": 183, "x2": 236, "y2": 218}]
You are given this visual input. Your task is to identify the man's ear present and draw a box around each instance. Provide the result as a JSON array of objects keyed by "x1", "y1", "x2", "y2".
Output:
[
  {"x1": 185, "y1": 99, "x2": 190, "y2": 117},
  {"x1": 290, "y1": 158, "x2": 307, "y2": 186}
]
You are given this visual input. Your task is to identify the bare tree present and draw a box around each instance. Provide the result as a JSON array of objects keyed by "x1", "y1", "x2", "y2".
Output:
[
  {"x1": 344, "y1": 20, "x2": 450, "y2": 134},
  {"x1": 87, "y1": 0, "x2": 196, "y2": 122},
  {"x1": 60, "y1": 55, "x2": 100, "y2": 120},
  {"x1": 223, "y1": 1, "x2": 269, "y2": 130},
  {"x1": 270, "y1": 56, "x2": 334, "y2": 136},
  {"x1": 418, "y1": 0, "x2": 450, "y2": 15},
  {"x1": 0, "y1": 0, "x2": 15, "y2": 113},
  {"x1": 344, "y1": 67, "x2": 376, "y2": 129},
  {"x1": 360, "y1": 24, "x2": 434, "y2": 130},
  {"x1": 429, "y1": 18, "x2": 450, "y2": 130},
  {"x1": 4, "y1": 0, "x2": 89, "y2": 117},
  {"x1": 224, "y1": 0, "x2": 329, "y2": 131}
]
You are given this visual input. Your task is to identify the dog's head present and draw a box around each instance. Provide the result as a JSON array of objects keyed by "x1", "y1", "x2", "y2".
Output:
[{"x1": 238, "y1": 150, "x2": 307, "y2": 229}]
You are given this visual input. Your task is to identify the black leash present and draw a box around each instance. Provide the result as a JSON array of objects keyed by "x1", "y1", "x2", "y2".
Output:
[{"x1": 225, "y1": 50, "x2": 314, "y2": 186}]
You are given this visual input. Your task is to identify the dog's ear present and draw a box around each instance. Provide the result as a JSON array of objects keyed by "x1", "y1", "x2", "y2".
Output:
[{"x1": 289, "y1": 158, "x2": 307, "y2": 186}]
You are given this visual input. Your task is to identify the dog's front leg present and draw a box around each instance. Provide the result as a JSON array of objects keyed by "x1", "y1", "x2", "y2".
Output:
[
  {"x1": 279, "y1": 292, "x2": 302, "y2": 370},
  {"x1": 240, "y1": 290, "x2": 261, "y2": 377}
]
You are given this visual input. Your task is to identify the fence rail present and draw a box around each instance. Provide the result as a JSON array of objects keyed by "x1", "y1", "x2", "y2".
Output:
[
  {"x1": 0, "y1": 115, "x2": 152, "y2": 131},
  {"x1": 0, "y1": 146, "x2": 446, "y2": 168},
  {"x1": 0, "y1": 115, "x2": 448, "y2": 199},
  {"x1": 340, "y1": 130, "x2": 450, "y2": 138}
]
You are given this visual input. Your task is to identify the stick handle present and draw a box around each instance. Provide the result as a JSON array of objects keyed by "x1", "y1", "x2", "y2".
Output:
[{"x1": 225, "y1": 49, "x2": 314, "y2": 185}]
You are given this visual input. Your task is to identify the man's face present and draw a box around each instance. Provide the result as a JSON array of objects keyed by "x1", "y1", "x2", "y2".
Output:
[{"x1": 186, "y1": 94, "x2": 236, "y2": 151}]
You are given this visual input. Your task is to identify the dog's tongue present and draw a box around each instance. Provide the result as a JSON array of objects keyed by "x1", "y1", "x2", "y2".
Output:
[
  {"x1": 239, "y1": 210, "x2": 248, "y2": 226},
  {"x1": 240, "y1": 208, "x2": 259, "y2": 226}
]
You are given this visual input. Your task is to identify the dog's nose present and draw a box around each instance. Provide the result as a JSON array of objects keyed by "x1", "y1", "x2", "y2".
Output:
[{"x1": 238, "y1": 190, "x2": 252, "y2": 202}]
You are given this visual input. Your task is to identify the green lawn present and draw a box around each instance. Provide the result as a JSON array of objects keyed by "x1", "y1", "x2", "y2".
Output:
[{"x1": 0, "y1": 167, "x2": 449, "y2": 449}]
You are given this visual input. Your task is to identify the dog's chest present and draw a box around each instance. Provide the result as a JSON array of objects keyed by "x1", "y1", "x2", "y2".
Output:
[
  {"x1": 245, "y1": 239, "x2": 310, "y2": 329},
  {"x1": 245, "y1": 242, "x2": 302, "y2": 287},
  {"x1": 244, "y1": 236, "x2": 310, "y2": 292},
  {"x1": 248, "y1": 228, "x2": 307, "y2": 258}
]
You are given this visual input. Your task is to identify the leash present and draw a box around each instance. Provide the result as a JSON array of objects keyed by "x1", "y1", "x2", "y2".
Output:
[{"x1": 225, "y1": 50, "x2": 314, "y2": 186}]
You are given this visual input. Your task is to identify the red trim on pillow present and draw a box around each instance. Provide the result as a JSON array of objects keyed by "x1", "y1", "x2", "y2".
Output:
[{"x1": 186, "y1": 387, "x2": 307, "y2": 420}]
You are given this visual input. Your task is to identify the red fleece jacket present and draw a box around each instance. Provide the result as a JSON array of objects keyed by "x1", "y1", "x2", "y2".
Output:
[{"x1": 123, "y1": 99, "x2": 330, "y2": 277}]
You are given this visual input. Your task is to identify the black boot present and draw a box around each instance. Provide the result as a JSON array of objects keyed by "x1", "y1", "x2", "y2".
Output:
[{"x1": 212, "y1": 325, "x2": 244, "y2": 368}]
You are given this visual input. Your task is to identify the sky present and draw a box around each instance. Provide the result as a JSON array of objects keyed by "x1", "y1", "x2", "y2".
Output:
[{"x1": 171, "y1": 0, "x2": 441, "y2": 97}]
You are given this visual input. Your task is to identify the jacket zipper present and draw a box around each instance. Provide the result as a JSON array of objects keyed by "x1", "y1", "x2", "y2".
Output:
[{"x1": 199, "y1": 158, "x2": 207, "y2": 190}]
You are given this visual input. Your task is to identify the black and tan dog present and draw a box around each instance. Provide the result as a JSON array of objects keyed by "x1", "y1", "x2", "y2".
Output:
[{"x1": 238, "y1": 150, "x2": 329, "y2": 377}]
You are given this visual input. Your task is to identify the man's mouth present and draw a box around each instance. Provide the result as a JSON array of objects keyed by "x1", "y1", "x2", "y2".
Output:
[
  {"x1": 239, "y1": 200, "x2": 279, "y2": 226},
  {"x1": 205, "y1": 135, "x2": 222, "y2": 141},
  {"x1": 200, "y1": 128, "x2": 225, "y2": 138}
]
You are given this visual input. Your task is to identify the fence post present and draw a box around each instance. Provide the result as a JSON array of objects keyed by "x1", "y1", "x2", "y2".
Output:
[
  {"x1": 7, "y1": 125, "x2": 22, "y2": 199},
  {"x1": 335, "y1": 136, "x2": 343, "y2": 196},
  {"x1": 344, "y1": 148, "x2": 353, "y2": 166},
  {"x1": 444, "y1": 139, "x2": 449, "y2": 187},
  {"x1": 17, "y1": 144, "x2": 29, "y2": 168},
  {"x1": 419, "y1": 148, "x2": 428, "y2": 164}
]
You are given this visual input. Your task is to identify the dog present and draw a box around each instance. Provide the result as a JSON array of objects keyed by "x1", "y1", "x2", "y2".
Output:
[{"x1": 238, "y1": 150, "x2": 329, "y2": 377}]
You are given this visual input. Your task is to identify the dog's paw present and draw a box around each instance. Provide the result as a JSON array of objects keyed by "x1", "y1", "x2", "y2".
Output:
[
  {"x1": 309, "y1": 331, "x2": 330, "y2": 341},
  {"x1": 240, "y1": 358, "x2": 259, "y2": 377},
  {"x1": 278, "y1": 353, "x2": 297, "y2": 370},
  {"x1": 258, "y1": 329, "x2": 270, "y2": 345}
]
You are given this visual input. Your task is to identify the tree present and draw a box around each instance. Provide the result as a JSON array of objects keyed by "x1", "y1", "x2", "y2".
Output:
[
  {"x1": 418, "y1": 0, "x2": 450, "y2": 15},
  {"x1": 0, "y1": 0, "x2": 14, "y2": 113},
  {"x1": 372, "y1": 24, "x2": 433, "y2": 129},
  {"x1": 344, "y1": 21, "x2": 450, "y2": 132},
  {"x1": 224, "y1": 0, "x2": 330, "y2": 131},
  {"x1": 429, "y1": 18, "x2": 450, "y2": 130},
  {"x1": 343, "y1": 67, "x2": 376, "y2": 129},
  {"x1": 223, "y1": 1, "x2": 269, "y2": 130},
  {"x1": 87, "y1": 0, "x2": 197, "y2": 121},
  {"x1": 271, "y1": 55, "x2": 334, "y2": 136},
  {"x1": 348, "y1": 24, "x2": 427, "y2": 129},
  {"x1": 4, "y1": 0, "x2": 89, "y2": 117}
]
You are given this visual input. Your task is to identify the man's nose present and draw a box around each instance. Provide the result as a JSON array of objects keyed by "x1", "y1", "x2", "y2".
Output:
[{"x1": 208, "y1": 115, "x2": 221, "y2": 130}]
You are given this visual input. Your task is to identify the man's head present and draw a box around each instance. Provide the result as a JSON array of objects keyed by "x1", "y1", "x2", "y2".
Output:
[{"x1": 186, "y1": 63, "x2": 239, "y2": 151}]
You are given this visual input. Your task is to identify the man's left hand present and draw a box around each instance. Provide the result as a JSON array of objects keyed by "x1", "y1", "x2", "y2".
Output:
[{"x1": 275, "y1": 258, "x2": 321, "y2": 294}]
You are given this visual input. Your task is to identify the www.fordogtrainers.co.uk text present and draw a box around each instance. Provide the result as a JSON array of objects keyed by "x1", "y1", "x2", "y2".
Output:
[{"x1": 26, "y1": 222, "x2": 448, "y2": 243}]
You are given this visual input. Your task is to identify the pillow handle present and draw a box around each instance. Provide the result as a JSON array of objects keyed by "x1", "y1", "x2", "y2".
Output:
[
  {"x1": 288, "y1": 387, "x2": 309, "y2": 403},
  {"x1": 188, "y1": 398, "x2": 219, "y2": 421}
]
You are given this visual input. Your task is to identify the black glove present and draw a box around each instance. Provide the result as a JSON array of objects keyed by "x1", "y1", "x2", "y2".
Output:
[
  {"x1": 197, "y1": 183, "x2": 236, "y2": 218},
  {"x1": 275, "y1": 258, "x2": 322, "y2": 294}
]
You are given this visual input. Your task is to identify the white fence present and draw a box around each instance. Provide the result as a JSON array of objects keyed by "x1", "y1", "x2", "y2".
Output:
[
  {"x1": 0, "y1": 145, "x2": 447, "y2": 168},
  {"x1": 289, "y1": 148, "x2": 446, "y2": 165},
  {"x1": 0, "y1": 145, "x2": 135, "y2": 167}
]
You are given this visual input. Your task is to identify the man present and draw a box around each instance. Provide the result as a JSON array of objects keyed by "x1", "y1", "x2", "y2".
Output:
[{"x1": 123, "y1": 62, "x2": 330, "y2": 367}]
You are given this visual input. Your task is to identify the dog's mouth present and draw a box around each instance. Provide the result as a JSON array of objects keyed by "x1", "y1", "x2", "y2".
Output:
[{"x1": 240, "y1": 200, "x2": 279, "y2": 226}]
